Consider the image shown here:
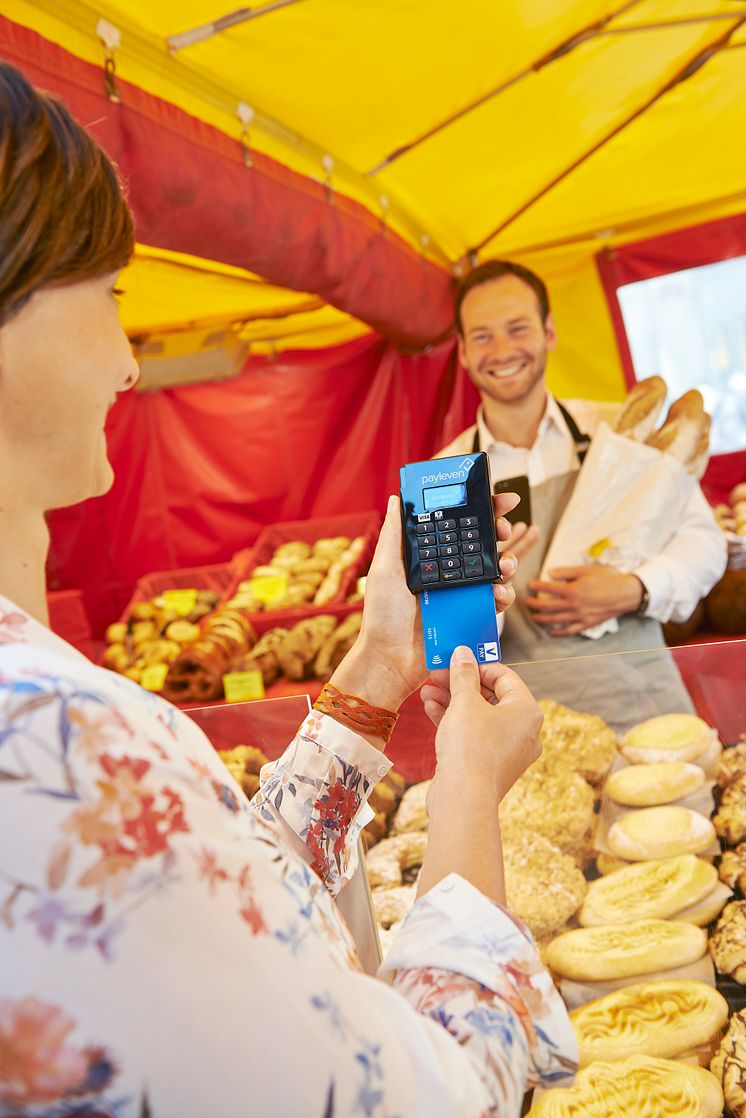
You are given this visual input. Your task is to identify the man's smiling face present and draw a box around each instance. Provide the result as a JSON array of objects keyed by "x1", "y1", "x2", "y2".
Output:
[{"x1": 458, "y1": 275, "x2": 556, "y2": 405}]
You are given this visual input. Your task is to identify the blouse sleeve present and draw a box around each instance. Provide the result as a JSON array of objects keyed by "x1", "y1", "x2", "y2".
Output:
[
  {"x1": 379, "y1": 875, "x2": 578, "y2": 1111},
  {"x1": 251, "y1": 709, "x2": 391, "y2": 895}
]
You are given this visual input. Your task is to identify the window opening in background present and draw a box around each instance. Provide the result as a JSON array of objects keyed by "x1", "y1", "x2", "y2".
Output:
[{"x1": 617, "y1": 256, "x2": 746, "y2": 454}]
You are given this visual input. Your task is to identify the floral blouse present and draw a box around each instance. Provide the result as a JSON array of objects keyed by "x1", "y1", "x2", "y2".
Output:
[{"x1": 0, "y1": 596, "x2": 577, "y2": 1117}]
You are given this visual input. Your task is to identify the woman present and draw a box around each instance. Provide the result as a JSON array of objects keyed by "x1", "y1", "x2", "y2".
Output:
[{"x1": 0, "y1": 63, "x2": 576, "y2": 1117}]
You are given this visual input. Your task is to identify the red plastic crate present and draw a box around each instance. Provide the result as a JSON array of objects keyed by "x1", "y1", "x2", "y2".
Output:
[
  {"x1": 220, "y1": 511, "x2": 381, "y2": 622},
  {"x1": 119, "y1": 561, "x2": 235, "y2": 625}
]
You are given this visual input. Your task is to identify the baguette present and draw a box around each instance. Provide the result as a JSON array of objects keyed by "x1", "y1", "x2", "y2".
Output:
[
  {"x1": 688, "y1": 413, "x2": 711, "y2": 479},
  {"x1": 614, "y1": 375, "x2": 667, "y2": 442}
]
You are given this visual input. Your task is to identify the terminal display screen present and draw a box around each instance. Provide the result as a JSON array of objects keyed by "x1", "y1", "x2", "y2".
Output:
[{"x1": 422, "y1": 482, "x2": 467, "y2": 511}]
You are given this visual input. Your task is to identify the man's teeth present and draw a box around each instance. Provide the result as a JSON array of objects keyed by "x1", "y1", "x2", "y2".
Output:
[{"x1": 486, "y1": 361, "x2": 526, "y2": 379}]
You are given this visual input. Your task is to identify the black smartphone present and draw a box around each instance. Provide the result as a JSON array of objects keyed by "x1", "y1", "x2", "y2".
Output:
[{"x1": 493, "y1": 474, "x2": 532, "y2": 527}]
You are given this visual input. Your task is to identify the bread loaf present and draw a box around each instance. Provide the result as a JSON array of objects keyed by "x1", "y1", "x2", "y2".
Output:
[{"x1": 613, "y1": 375, "x2": 667, "y2": 442}]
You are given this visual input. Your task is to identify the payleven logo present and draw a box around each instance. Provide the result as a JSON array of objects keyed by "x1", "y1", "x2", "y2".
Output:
[
  {"x1": 421, "y1": 457, "x2": 474, "y2": 484},
  {"x1": 477, "y1": 642, "x2": 500, "y2": 662}
]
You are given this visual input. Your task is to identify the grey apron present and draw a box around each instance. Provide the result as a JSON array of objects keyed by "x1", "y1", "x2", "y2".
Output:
[{"x1": 500, "y1": 469, "x2": 695, "y2": 734}]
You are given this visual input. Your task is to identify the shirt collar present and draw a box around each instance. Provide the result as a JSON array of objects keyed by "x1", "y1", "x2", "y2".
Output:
[
  {"x1": 0, "y1": 593, "x2": 86, "y2": 662},
  {"x1": 477, "y1": 392, "x2": 564, "y2": 452}
]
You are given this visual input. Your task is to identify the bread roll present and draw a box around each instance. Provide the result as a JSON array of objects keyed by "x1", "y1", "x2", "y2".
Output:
[
  {"x1": 579, "y1": 855, "x2": 717, "y2": 926},
  {"x1": 607, "y1": 805, "x2": 715, "y2": 861},
  {"x1": 605, "y1": 761, "x2": 705, "y2": 807},
  {"x1": 620, "y1": 713, "x2": 712, "y2": 764},
  {"x1": 570, "y1": 979, "x2": 728, "y2": 1065},
  {"x1": 613, "y1": 375, "x2": 667, "y2": 442},
  {"x1": 527, "y1": 1056, "x2": 723, "y2": 1117},
  {"x1": 546, "y1": 919, "x2": 707, "y2": 981}
]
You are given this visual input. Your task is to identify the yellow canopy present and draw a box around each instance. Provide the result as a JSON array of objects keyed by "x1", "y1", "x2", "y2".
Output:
[{"x1": 8, "y1": 0, "x2": 746, "y2": 395}]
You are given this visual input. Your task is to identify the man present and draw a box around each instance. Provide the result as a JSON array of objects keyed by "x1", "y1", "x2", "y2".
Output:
[{"x1": 438, "y1": 260, "x2": 727, "y2": 729}]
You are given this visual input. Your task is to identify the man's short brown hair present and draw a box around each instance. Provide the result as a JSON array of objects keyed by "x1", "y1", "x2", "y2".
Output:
[
  {"x1": 454, "y1": 260, "x2": 550, "y2": 335},
  {"x1": 0, "y1": 62, "x2": 134, "y2": 325}
]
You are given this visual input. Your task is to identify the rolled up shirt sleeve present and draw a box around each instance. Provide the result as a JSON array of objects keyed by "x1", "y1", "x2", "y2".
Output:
[
  {"x1": 635, "y1": 484, "x2": 727, "y2": 623},
  {"x1": 251, "y1": 709, "x2": 391, "y2": 895},
  {"x1": 380, "y1": 875, "x2": 578, "y2": 1113}
]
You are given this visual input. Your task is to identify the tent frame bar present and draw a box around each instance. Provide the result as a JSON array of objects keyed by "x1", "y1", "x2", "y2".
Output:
[
  {"x1": 166, "y1": 2, "x2": 306, "y2": 54},
  {"x1": 463, "y1": 14, "x2": 746, "y2": 261}
]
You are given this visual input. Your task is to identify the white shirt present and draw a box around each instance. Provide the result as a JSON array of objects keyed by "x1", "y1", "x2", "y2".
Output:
[
  {"x1": 0, "y1": 596, "x2": 576, "y2": 1116},
  {"x1": 438, "y1": 396, "x2": 727, "y2": 624}
]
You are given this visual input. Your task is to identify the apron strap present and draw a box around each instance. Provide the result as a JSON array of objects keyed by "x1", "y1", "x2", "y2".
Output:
[
  {"x1": 555, "y1": 400, "x2": 591, "y2": 464},
  {"x1": 471, "y1": 400, "x2": 591, "y2": 464}
]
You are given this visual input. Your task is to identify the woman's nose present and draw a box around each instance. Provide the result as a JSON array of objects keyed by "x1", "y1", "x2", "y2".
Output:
[{"x1": 120, "y1": 353, "x2": 140, "y2": 393}]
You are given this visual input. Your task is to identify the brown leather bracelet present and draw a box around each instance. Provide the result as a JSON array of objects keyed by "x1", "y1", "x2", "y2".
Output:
[{"x1": 314, "y1": 683, "x2": 399, "y2": 744}]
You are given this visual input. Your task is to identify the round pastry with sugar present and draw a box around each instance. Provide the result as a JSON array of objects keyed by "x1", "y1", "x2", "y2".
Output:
[
  {"x1": 710, "y1": 900, "x2": 746, "y2": 983},
  {"x1": 711, "y1": 1008, "x2": 746, "y2": 1117},
  {"x1": 500, "y1": 761, "x2": 595, "y2": 857},
  {"x1": 546, "y1": 919, "x2": 707, "y2": 982},
  {"x1": 502, "y1": 830, "x2": 587, "y2": 939},
  {"x1": 605, "y1": 761, "x2": 705, "y2": 807},
  {"x1": 365, "y1": 831, "x2": 427, "y2": 889},
  {"x1": 372, "y1": 885, "x2": 415, "y2": 930},
  {"x1": 391, "y1": 780, "x2": 430, "y2": 834},
  {"x1": 714, "y1": 774, "x2": 746, "y2": 845},
  {"x1": 570, "y1": 979, "x2": 728, "y2": 1065},
  {"x1": 579, "y1": 854, "x2": 717, "y2": 927},
  {"x1": 607, "y1": 805, "x2": 715, "y2": 862},
  {"x1": 527, "y1": 1055, "x2": 723, "y2": 1118},
  {"x1": 620, "y1": 713, "x2": 713, "y2": 764},
  {"x1": 538, "y1": 698, "x2": 617, "y2": 785}
]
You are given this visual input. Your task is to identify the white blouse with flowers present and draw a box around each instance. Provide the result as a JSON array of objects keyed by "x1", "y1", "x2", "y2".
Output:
[{"x1": 0, "y1": 596, "x2": 577, "y2": 1117}]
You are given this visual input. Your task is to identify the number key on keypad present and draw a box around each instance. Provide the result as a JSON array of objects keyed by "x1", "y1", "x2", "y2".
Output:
[
  {"x1": 438, "y1": 531, "x2": 458, "y2": 545},
  {"x1": 437, "y1": 519, "x2": 457, "y2": 531},
  {"x1": 418, "y1": 534, "x2": 436, "y2": 547},
  {"x1": 416, "y1": 521, "x2": 434, "y2": 535},
  {"x1": 459, "y1": 516, "x2": 479, "y2": 528},
  {"x1": 462, "y1": 541, "x2": 481, "y2": 554},
  {"x1": 440, "y1": 544, "x2": 459, "y2": 557},
  {"x1": 418, "y1": 546, "x2": 438, "y2": 560},
  {"x1": 461, "y1": 529, "x2": 480, "y2": 542},
  {"x1": 441, "y1": 556, "x2": 461, "y2": 571}
]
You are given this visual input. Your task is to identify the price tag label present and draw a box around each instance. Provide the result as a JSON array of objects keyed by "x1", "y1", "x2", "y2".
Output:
[
  {"x1": 140, "y1": 663, "x2": 169, "y2": 692},
  {"x1": 250, "y1": 573, "x2": 288, "y2": 607},
  {"x1": 162, "y1": 588, "x2": 198, "y2": 616},
  {"x1": 222, "y1": 670, "x2": 265, "y2": 703}
]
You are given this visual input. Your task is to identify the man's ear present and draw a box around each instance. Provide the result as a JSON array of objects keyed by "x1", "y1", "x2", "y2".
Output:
[{"x1": 544, "y1": 313, "x2": 558, "y2": 351}]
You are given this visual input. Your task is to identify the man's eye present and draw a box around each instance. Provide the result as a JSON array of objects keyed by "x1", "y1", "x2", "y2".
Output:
[{"x1": 112, "y1": 287, "x2": 126, "y2": 301}]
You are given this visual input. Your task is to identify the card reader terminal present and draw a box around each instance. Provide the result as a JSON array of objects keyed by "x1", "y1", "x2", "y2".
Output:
[{"x1": 399, "y1": 452, "x2": 500, "y2": 594}]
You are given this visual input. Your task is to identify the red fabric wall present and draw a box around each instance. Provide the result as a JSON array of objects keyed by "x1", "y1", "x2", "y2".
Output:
[
  {"x1": 47, "y1": 336, "x2": 479, "y2": 634},
  {"x1": 0, "y1": 16, "x2": 453, "y2": 349}
]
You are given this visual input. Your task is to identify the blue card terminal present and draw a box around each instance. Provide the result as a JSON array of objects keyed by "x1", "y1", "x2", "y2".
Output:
[{"x1": 399, "y1": 452, "x2": 501, "y2": 669}]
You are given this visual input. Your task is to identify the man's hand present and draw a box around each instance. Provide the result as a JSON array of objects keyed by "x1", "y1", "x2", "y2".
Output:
[
  {"x1": 504, "y1": 520, "x2": 541, "y2": 567},
  {"x1": 525, "y1": 565, "x2": 643, "y2": 637}
]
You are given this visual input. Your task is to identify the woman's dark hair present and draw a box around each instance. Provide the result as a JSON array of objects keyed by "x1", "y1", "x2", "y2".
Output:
[
  {"x1": 0, "y1": 62, "x2": 134, "y2": 324},
  {"x1": 454, "y1": 260, "x2": 550, "y2": 334}
]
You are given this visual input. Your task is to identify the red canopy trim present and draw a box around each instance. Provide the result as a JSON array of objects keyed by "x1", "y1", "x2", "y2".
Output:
[{"x1": 0, "y1": 15, "x2": 454, "y2": 349}]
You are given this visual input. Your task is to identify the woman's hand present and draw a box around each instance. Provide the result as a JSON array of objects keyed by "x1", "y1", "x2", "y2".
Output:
[
  {"x1": 331, "y1": 493, "x2": 520, "y2": 716},
  {"x1": 422, "y1": 646, "x2": 543, "y2": 800}
]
